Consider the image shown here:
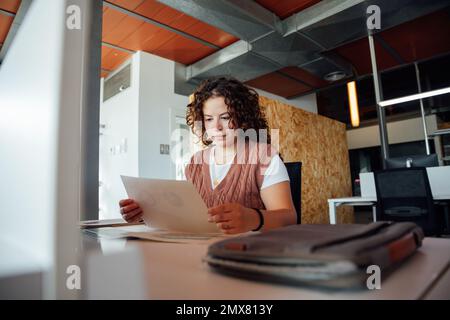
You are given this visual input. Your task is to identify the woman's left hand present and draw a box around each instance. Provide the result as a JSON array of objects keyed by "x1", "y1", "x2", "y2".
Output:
[{"x1": 208, "y1": 203, "x2": 260, "y2": 234}]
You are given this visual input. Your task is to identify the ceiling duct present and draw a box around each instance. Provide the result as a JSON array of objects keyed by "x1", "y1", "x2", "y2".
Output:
[
  {"x1": 288, "y1": 0, "x2": 450, "y2": 51},
  {"x1": 187, "y1": 40, "x2": 283, "y2": 82},
  {"x1": 160, "y1": 0, "x2": 450, "y2": 95},
  {"x1": 158, "y1": 0, "x2": 281, "y2": 42}
]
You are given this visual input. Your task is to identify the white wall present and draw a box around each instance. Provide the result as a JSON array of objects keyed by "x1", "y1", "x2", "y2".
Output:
[
  {"x1": 347, "y1": 115, "x2": 438, "y2": 150},
  {"x1": 254, "y1": 88, "x2": 318, "y2": 114},
  {"x1": 137, "y1": 51, "x2": 187, "y2": 180},
  {"x1": 99, "y1": 51, "x2": 188, "y2": 219},
  {"x1": 99, "y1": 55, "x2": 140, "y2": 219}
]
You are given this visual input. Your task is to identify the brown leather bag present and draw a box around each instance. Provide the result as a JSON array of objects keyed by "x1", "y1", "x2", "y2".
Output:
[{"x1": 205, "y1": 222, "x2": 424, "y2": 289}]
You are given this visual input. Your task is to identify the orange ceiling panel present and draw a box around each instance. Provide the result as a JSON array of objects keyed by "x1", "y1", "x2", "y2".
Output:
[
  {"x1": 169, "y1": 13, "x2": 199, "y2": 30},
  {"x1": 101, "y1": 0, "x2": 239, "y2": 68},
  {"x1": 255, "y1": 0, "x2": 321, "y2": 19},
  {"x1": 184, "y1": 20, "x2": 238, "y2": 48},
  {"x1": 197, "y1": 28, "x2": 237, "y2": 48},
  {"x1": 0, "y1": 0, "x2": 21, "y2": 13},
  {"x1": 103, "y1": 15, "x2": 144, "y2": 45},
  {"x1": 0, "y1": 14, "x2": 13, "y2": 43},
  {"x1": 119, "y1": 22, "x2": 176, "y2": 52},
  {"x1": 101, "y1": 45, "x2": 113, "y2": 60},
  {"x1": 246, "y1": 72, "x2": 312, "y2": 98},
  {"x1": 379, "y1": 10, "x2": 450, "y2": 63},
  {"x1": 101, "y1": 70, "x2": 110, "y2": 78},
  {"x1": 280, "y1": 66, "x2": 328, "y2": 88},
  {"x1": 154, "y1": 35, "x2": 216, "y2": 65},
  {"x1": 152, "y1": 5, "x2": 184, "y2": 25},
  {"x1": 102, "y1": 7, "x2": 127, "y2": 38},
  {"x1": 107, "y1": 0, "x2": 145, "y2": 11},
  {"x1": 134, "y1": 0, "x2": 238, "y2": 48},
  {"x1": 134, "y1": 0, "x2": 167, "y2": 19},
  {"x1": 334, "y1": 37, "x2": 399, "y2": 75},
  {"x1": 102, "y1": 48, "x2": 130, "y2": 71}
]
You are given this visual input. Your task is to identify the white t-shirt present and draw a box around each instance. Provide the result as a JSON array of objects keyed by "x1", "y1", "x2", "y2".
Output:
[{"x1": 209, "y1": 147, "x2": 290, "y2": 190}]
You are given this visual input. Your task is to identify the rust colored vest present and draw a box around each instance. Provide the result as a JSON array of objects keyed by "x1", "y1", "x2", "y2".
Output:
[{"x1": 185, "y1": 142, "x2": 277, "y2": 209}]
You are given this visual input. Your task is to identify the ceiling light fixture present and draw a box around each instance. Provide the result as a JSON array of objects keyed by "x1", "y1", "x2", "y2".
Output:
[
  {"x1": 324, "y1": 71, "x2": 346, "y2": 82},
  {"x1": 379, "y1": 86, "x2": 450, "y2": 107},
  {"x1": 347, "y1": 81, "x2": 360, "y2": 127}
]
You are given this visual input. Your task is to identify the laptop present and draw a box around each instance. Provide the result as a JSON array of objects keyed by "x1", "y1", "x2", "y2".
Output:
[{"x1": 121, "y1": 176, "x2": 219, "y2": 234}]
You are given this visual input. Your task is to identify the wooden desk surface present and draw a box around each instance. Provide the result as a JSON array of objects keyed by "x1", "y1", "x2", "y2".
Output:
[{"x1": 83, "y1": 232, "x2": 450, "y2": 300}]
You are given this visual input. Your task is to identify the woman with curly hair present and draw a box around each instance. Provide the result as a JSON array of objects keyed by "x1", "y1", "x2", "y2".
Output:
[{"x1": 120, "y1": 77, "x2": 297, "y2": 234}]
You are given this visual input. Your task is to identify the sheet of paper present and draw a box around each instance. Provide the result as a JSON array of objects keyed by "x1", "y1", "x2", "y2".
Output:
[
  {"x1": 83, "y1": 225, "x2": 247, "y2": 244},
  {"x1": 127, "y1": 229, "x2": 250, "y2": 244},
  {"x1": 79, "y1": 218, "x2": 144, "y2": 229},
  {"x1": 121, "y1": 176, "x2": 220, "y2": 234},
  {"x1": 82, "y1": 225, "x2": 150, "y2": 240},
  {"x1": 126, "y1": 231, "x2": 227, "y2": 244}
]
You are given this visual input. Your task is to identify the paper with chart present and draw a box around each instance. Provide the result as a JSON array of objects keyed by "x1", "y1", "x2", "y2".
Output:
[{"x1": 121, "y1": 176, "x2": 220, "y2": 234}]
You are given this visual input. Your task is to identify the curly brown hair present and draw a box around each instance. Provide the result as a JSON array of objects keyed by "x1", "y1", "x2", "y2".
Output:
[{"x1": 186, "y1": 77, "x2": 271, "y2": 146}]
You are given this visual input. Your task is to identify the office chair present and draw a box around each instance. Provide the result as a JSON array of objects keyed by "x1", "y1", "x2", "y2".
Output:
[
  {"x1": 374, "y1": 167, "x2": 443, "y2": 236},
  {"x1": 385, "y1": 154, "x2": 438, "y2": 169},
  {"x1": 284, "y1": 162, "x2": 302, "y2": 224}
]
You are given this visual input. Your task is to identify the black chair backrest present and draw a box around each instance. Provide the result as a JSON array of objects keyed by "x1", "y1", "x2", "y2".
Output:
[
  {"x1": 284, "y1": 162, "x2": 302, "y2": 224},
  {"x1": 385, "y1": 154, "x2": 439, "y2": 169},
  {"x1": 374, "y1": 167, "x2": 440, "y2": 236}
]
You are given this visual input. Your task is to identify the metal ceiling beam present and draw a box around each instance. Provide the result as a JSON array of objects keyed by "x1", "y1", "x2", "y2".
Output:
[
  {"x1": 415, "y1": 62, "x2": 430, "y2": 155},
  {"x1": 283, "y1": 0, "x2": 366, "y2": 37},
  {"x1": 103, "y1": 0, "x2": 220, "y2": 50},
  {"x1": 187, "y1": 40, "x2": 251, "y2": 79},
  {"x1": 157, "y1": 0, "x2": 280, "y2": 42},
  {"x1": 369, "y1": 31, "x2": 390, "y2": 163},
  {"x1": 225, "y1": 0, "x2": 282, "y2": 33},
  {"x1": 102, "y1": 41, "x2": 135, "y2": 54},
  {"x1": 287, "y1": 0, "x2": 450, "y2": 51},
  {"x1": 0, "y1": 8, "x2": 16, "y2": 17},
  {"x1": 0, "y1": 0, "x2": 32, "y2": 64},
  {"x1": 373, "y1": 34, "x2": 405, "y2": 65}
]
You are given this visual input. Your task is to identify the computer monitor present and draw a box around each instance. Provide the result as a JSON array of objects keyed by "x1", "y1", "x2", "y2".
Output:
[{"x1": 385, "y1": 154, "x2": 439, "y2": 169}]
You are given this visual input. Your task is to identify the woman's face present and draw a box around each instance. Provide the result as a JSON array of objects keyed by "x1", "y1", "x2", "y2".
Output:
[{"x1": 203, "y1": 96, "x2": 236, "y2": 148}]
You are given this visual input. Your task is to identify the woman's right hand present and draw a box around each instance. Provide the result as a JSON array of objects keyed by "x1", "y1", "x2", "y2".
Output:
[{"x1": 119, "y1": 199, "x2": 143, "y2": 223}]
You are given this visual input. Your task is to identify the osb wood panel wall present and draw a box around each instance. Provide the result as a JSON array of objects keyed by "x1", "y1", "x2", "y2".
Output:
[{"x1": 259, "y1": 96, "x2": 354, "y2": 224}]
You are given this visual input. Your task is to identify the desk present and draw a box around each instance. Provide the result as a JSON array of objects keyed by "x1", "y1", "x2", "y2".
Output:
[
  {"x1": 328, "y1": 166, "x2": 450, "y2": 224},
  {"x1": 82, "y1": 228, "x2": 450, "y2": 299},
  {"x1": 328, "y1": 197, "x2": 377, "y2": 225},
  {"x1": 328, "y1": 195, "x2": 450, "y2": 225}
]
